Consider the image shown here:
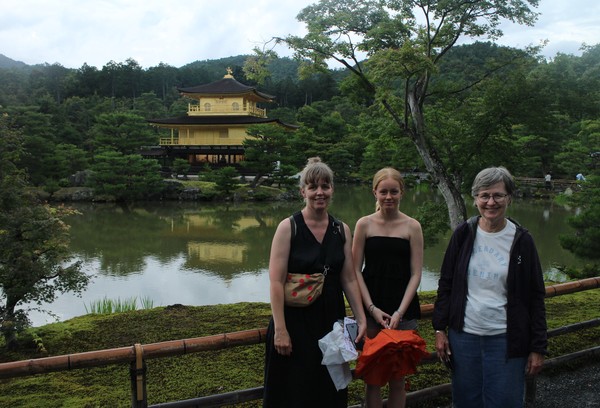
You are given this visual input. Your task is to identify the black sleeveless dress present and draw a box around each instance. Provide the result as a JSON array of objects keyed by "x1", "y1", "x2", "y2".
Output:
[
  {"x1": 362, "y1": 237, "x2": 421, "y2": 320},
  {"x1": 263, "y1": 212, "x2": 348, "y2": 408}
]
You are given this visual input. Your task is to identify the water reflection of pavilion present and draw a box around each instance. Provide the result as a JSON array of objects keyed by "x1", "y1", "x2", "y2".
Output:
[
  {"x1": 168, "y1": 214, "x2": 276, "y2": 277},
  {"x1": 188, "y1": 242, "x2": 245, "y2": 264}
]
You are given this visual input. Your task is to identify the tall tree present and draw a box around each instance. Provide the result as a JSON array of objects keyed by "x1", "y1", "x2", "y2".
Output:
[
  {"x1": 0, "y1": 115, "x2": 88, "y2": 347},
  {"x1": 277, "y1": 0, "x2": 539, "y2": 229}
]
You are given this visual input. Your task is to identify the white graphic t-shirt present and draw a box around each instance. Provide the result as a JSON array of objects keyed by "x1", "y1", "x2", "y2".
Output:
[{"x1": 463, "y1": 220, "x2": 516, "y2": 336}]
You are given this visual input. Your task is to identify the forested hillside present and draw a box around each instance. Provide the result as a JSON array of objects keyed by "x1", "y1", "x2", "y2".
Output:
[{"x1": 0, "y1": 42, "x2": 598, "y2": 189}]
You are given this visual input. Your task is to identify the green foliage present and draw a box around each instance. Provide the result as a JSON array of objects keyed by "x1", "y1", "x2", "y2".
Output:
[
  {"x1": 291, "y1": 99, "x2": 369, "y2": 180},
  {"x1": 0, "y1": 119, "x2": 26, "y2": 180},
  {"x1": 243, "y1": 47, "x2": 278, "y2": 85},
  {"x1": 0, "y1": 117, "x2": 88, "y2": 347},
  {"x1": 415, "y1": 200, "x2": 451, "y2": 248},
  {"x1": 241, "y1": 124, "x2": 294, "y2": 187},
  {"x1": 87, "y1": 151, "x2": 164, "y2": 201},
  {"x1": 213, "y1": 166, "x2": 240, "y2": 196},
  {"x1": 559, "y1": 176, "x2": 600, "y2": 275},
  {"x1": 356, "y1": 114, "x2": 418, "y2": 176},
  {"x1": 172, "y1": 158, "x2": 191, "y2": 179},
  {"x1": 280, "y1": 0, "x2": 544, "y2": 228},
  {"x1": 49, "y1": 143, "x2": 89, "y2": 181},
  {"x1": 271, "y1": 164, "x2": 298, "y2": 190},
  {"x1": 132, "y1": 92, "x2": 169, "y2": 119},
  {"x1": 89, "y1": 112, "x2": 157, "y2": 155},
  {"x1": 84, "y1": 296, "x2": 154, "y2": 315},
  {"x1": 2, "y1": 39, "x2": 600, "y2": 242},
  {"x1": 554, "y1": 139, "x2": 593, "y2": 178},
  {"x1": 197, "y1": 162, "x2": 214, "y2": 181}
]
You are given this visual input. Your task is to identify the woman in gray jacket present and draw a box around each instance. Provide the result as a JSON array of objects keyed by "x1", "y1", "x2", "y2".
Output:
[{"x1": 432, "y1": 166, "x2": 547, "y2": 408}]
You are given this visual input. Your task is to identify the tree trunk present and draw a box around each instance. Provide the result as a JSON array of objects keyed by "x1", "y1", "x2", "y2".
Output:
[
  {"x1": 362, "y1": 65, "x2": 469, "y2": 230},
  {"x1": 402, "y1": 91, "x2": 468, "y2": 230},
  {"x1": 250, "y1": 173, "x2": 265, "y2": 188},
  {"x1": 434, "y1": 173, "x2": 468, "y2": 230},
  {"x1": 412, "y1": 136, "x2": 467, "y2": 230}
]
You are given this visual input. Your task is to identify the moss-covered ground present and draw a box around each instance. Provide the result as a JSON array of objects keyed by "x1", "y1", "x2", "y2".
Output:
[{"x1": 0, "y1": 288, "x2": 598, "y2": 407}]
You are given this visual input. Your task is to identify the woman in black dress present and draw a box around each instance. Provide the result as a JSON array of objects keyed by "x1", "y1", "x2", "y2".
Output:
[
  {"x1": 263, "y1": 157, "x2": 367, "y2": 408},
  {"x1": 352, "y1": 167, "x2": 424, "y2": 408}
]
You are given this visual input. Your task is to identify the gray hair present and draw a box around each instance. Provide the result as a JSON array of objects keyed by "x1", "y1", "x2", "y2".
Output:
[
  {"x1": 471, "y1": 167, "x2": 515, "y2": 196},
  {"x1": 299, "y1": 157, "x2": 334, "y2": 188}
]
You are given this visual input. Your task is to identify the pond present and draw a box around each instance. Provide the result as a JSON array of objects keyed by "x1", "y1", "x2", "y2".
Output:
[{"x1": 28, "y1": 184, "x2": 581, "y2": 326}]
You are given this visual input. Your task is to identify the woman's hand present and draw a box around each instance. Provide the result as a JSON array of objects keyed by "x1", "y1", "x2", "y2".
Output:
[
  {"x1": 371, "y1": 306, "x2": 392, "y2": 329},
  {"x1": 389, "y1": 310, "x2": 404, "y2": 329},
  {"x1": 274, "y1": 327, "x2": 292, "y2": 356},
  {"x1": 435, "y1": 330, "x2": 452, "y2": 362},
  {"x1": 526, "y1": 352, "x2": 544, "y2": 375},
  {"x1": 356, "y1": 319, "x2": 367, "y2": 344}
]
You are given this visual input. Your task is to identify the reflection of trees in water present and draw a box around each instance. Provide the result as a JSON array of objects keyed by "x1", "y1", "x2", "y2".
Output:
[
  {"x1": 63, "y1": 201, "x2": 301, "y2": 279},
  {"x1": 65, "y1": 203, "x2": 176, "y2": 276},
  {"x1": 60, "y1": 188, "x2": 581, "y2": 282}
]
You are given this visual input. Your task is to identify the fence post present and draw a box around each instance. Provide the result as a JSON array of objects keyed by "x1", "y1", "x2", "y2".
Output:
[{"x1": 130, "y1": 343, "x2": 148, "y2": 408}]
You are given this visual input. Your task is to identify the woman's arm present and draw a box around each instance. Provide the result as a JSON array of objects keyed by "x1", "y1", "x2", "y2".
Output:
[
  {"x1": 390, "y1": 218, "x2": 423, "y2": 329},
  {"x1": 340, "y1": 222, "x2": 367, "y2": 343},
  {"x1": 268, "y1": 218, "x2": 292, "y2": 355},
  {"x1": 351, "y1": 218, "x2": 371, "y2": 308},
  {"x1": 526, "y1": 234, "x2": 548, "y2": 357}
]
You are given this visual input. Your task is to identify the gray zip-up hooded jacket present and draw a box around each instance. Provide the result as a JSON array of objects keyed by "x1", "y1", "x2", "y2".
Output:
[{"x1": 432, "y1": 216, "x2": 548, "y2": 357}]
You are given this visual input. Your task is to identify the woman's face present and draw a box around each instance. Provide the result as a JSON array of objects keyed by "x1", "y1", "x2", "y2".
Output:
[
  {"x1": 301, "y1": 178, "x2": 333, "y2": 210},
  {"x1": 373, "y1": 177, "x2": 402, "y2": 211},
  {"x1": 474, "y1": 181, "x2": 511, "y2": 224}
]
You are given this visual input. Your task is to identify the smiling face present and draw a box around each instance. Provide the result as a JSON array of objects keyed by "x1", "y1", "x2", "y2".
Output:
[
  {"x1": 373, "y1": 177, "x2": 402, "y2": 211},
  {"x1": 301, "y1": 178, "x2": 333, "y2": 211},
  {"x1": 474, "y1": 181, "x2": 511, "y2": 225}
]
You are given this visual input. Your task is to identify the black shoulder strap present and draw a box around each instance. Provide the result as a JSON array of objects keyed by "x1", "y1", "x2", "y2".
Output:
[{"x1": 331, "y1": 217, "x2": 346, "y2": 244}]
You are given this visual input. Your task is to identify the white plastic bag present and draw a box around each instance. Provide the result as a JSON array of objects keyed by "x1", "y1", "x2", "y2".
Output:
[{"x1": 318, "y1": 319, "x2": 359, "y2": 390}]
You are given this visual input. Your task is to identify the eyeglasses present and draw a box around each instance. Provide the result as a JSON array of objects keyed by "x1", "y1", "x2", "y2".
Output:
[{"x1": 475, "y1": 193, "x2": 509, "y2": 203}]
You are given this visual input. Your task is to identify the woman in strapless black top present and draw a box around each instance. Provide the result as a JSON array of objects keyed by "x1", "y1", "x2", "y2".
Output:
[{"x1": 352, "y1": 167, "x2": 424, "y2": 408}]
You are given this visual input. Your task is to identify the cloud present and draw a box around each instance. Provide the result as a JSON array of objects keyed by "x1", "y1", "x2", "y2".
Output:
[
  {"x1": 0, "y1": 0, "x2": 597, "y2": 69},
  {"x1": 496, "y1": 0, "x2": 600, "y2": 57}
]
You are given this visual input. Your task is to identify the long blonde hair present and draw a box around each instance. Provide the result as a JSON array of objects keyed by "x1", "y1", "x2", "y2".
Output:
[{"x1": 372, "y1": 167, "x2": 404, "y2": 211}]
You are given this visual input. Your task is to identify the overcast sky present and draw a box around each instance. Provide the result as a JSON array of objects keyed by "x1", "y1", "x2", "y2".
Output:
[{"x1": 1, "y1": 0, "x2": 598, "y2": 69}]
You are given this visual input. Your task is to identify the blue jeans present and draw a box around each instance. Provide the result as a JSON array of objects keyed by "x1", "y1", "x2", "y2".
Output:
[{"x1": 449, "y1": 329, "x2": 527, "y2": 408}]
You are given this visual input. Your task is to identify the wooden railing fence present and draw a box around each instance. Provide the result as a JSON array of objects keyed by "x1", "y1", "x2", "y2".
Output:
[{"x1": 0, "y1": 277, "x2": 598, "y2": 407}]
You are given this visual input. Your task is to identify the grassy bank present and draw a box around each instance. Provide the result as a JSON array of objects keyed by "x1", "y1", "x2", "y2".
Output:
[{"x1": 0, "y1": 289, "x2": 599, "y2": 407}]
